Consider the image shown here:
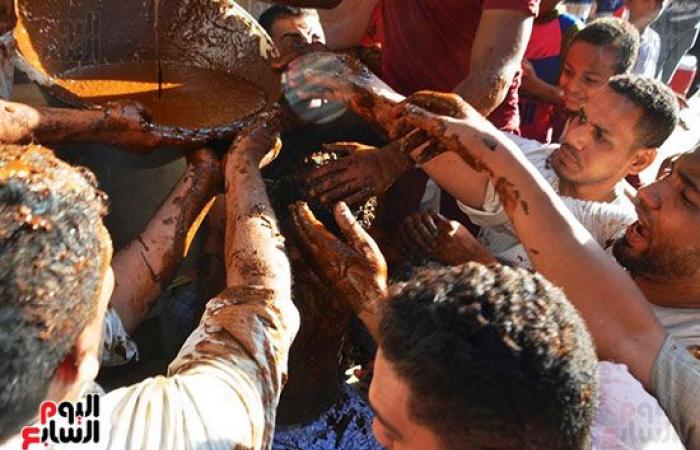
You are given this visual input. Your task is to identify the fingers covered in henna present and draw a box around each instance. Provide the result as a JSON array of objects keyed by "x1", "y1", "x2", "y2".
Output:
[
  {"x1": 289, "y1": 201, "x2": 387, "y2": 316},
  {"x1": 399, "y1": 211, "x2": 440, "y2": 256},
  {"x1": 400, "y1": 210, "x2": 496, "y2": 266},
  {"x1": 334, "y1": 202, "x2": 387, "y2": 280},
  {"x1": 306, "y1": 142, "x2": 409, "y2": 206}
]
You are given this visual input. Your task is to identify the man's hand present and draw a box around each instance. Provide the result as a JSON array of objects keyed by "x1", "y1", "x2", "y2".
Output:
[
  {"x1": 307, "y1": 141, "x2": 413, "y2": 206},
  {"x1": 95, "y1": 100, "x2": 217, "y2": 151},
  {"x1": 400, "y1": 210, "x2": 497, "y2": 266},
  {"x1": 225, "y1": 108, "x2": 283, "y2": 170},
  {"x1": 290, "y1": 201, "x2": 387, "y2": 338},
  {"x1": 286, "y1": 52, "x2": 403, "y2": 134}
]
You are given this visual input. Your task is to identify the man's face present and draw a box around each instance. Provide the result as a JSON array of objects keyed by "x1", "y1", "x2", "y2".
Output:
[
  {"x1": 269, "y1": 13, "x2": 325, "y2": 60},
  {"x1": 613, "y1": 150, "x2": 700, "y2": 281},
  {"x1": 559, "y1": 41, "x2": 619, "y2": 112},
  {"x1": 551, "y1": 86, "x2": 646, "y2": 187},
  {"x1": 368, "y1": 349, "x2": 444, "y2": 450}
]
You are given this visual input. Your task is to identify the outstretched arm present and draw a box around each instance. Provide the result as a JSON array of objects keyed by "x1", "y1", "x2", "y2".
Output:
[
  {"x1": 394, "y1": 98, "x2": 666, "y2": 388},
  {"x1": 103, "y1": 124, "x2": 300, "y2": 450},
  {"x1": 110, "y1": 148, "x2": 221, "y2": 333},
  {"x1": 0, "y1": 99, "x2": 213, "y2": 151}
]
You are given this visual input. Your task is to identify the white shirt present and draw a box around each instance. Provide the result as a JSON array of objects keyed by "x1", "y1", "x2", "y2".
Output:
[
  {"x1": 593, "y1": 361, "x2": 684, "y2": 449},
  {"x1": 651, "y1": 303, "x2": 700, "y2": 349},
  {"x1": 457, "y1": 133, "x2": 637, "y2": 269},
  {"x1": 633, "y1": 27, "x2": 661, "y2": 77},
  {"x1": 2, "y1": 285, "x2": 299, "y2": 450}
]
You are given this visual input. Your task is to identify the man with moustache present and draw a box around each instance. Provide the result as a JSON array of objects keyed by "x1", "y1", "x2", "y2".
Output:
[
  {"x1": 424, "y1": 74, "x2": 678, "y2": 268},
  {"x1": 612, "y1": 148, "x2": 700, "y2": 354}
]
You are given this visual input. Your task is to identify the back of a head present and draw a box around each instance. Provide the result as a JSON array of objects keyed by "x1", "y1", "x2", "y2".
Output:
[
  {"x1": 379, "y1": 263, "x2": 599, "y2": 450},
  {"x1": 0, "y1": 145, "x2": 108, "y2": 442},
  {"x1": 573, "y1": 17, "x2": 640, "y2": 74},
  {"x1": 607, "y1": 74, "x2": 678, "y2": 149}
]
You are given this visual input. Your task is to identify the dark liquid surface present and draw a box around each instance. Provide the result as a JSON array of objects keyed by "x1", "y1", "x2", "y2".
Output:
[{"x1": 57, "y1": 62, "x2": 267, "y2": 129}]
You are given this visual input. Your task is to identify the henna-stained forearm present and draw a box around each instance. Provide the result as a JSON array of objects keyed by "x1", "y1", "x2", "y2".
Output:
[
  {"x1": 0, "y1": 98, "x2": 110, "y2": 144},
  {"x1": 110, "y1": 150, "x2": 221, "y2": 334}
]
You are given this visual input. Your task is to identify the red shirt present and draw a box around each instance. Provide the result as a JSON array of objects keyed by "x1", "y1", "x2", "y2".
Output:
[{"x1": 381, "y1": 0, "x2": 539, "y2": 133}]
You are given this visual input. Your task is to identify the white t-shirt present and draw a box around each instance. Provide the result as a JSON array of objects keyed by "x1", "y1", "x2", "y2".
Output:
[
  {"x1": 651, "y1": 303, "x2": 700, "y2": 350},
  {"x1": 457, "y1": 133, "x2": 637, "y2": 269},
  {"x1": 593, "y1": 361, "x2": 684, "y2": 449},
  {"x1": 633, "y1": 27, "x2": 662, "y2": 78},
  {"x1": 2, "y1": 285, "x2": 299, "y2": 450}
]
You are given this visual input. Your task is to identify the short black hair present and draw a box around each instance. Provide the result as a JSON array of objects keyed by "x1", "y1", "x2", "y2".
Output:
[
  {"x1": 258, "y1": 5, "x2": 308, "y2": 35},
  {"x1": 0, "y1": 145, "x2": 109, "y2": 441},
  {"x1": 573, "y1": 17, "x2": 640, "y2": 74},
  {"x1": 608, "y1": 74, "x2": 678, "y2": 149},
  {"x1": 379, "y1": 263, "x2": 598, "y2": 450}
]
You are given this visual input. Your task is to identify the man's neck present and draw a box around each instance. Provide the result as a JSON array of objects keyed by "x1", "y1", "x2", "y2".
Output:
[
  {"x1": 558, "y1": 178, "x2": 620, "y2": 203},
  {"x1": 636, "y1": 275, "x2": 700, "y2": 309}
]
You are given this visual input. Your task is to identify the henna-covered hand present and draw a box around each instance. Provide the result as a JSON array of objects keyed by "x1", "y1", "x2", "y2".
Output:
[
  {"x1": 400, "y1": 210, "x2": 497, "y2": 266},
  {"x1": 391, "y1": 95, "x2": 500, "y2": 171},
  {"x1": 393, "y1": 91, "x2": 476, "y2": 164},
  {"x1": 225, "y1": 111, "x2": 283, "y2": 169},
  {"x1": 94, "y1": 100, "x2": 213, "y2": 151},
  {"x1": 285, "y1": 52, "x2": 403, "y2": 135},
  {"x1": 307, "y1": 141, "x2": 413, "y2": 206},
  {"x1": 290, "y1": 201, "x2": 387, "y2": 337}
]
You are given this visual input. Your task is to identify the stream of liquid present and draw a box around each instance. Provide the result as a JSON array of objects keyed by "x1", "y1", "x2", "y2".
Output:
[
  {"x1": 154, "y1": 0, "x2": 162, "y2": 99},
  {"x1": 57, "y1": 62, "x2": 267, "y2": 129}
]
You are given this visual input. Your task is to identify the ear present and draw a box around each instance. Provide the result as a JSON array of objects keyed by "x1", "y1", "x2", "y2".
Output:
[
  {"x1": 628, "y1": 147, "x2": 657, "y2": 175},
  {"x1": 45, "y1": 350, "x2": 80, "y2": 403}
]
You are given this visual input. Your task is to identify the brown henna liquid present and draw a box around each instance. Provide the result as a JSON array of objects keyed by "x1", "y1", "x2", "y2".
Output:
[{"x1": 56, "y1": 62, "x2": 267, "y2": 129}]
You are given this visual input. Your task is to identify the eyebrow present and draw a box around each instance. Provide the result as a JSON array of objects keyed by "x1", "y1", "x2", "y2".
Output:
[
  {"x1": 582, "y1": 107, "x2": 611, "y2": 138},
  {"x1": 678, "y1": 168, "x2": 700, "y2": 192},
  {"x1": 368, "y1": 399, "x2": 403, "y2": 438}
]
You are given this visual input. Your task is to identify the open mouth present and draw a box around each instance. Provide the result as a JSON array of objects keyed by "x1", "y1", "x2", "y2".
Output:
[{"x1": 625, "y1": 219, "x2": 650, "y2": 245}]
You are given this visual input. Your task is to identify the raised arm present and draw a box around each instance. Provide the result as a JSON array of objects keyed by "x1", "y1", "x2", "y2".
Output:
[
  {"x1": 453, "y1": 10, "x2": 534, "y2": 116},
  {"x1": 394, "y1": 97, "x2": 666, "y2": 389},
  {"x1": 102, "y1": 123, "x2": 299, "y2": 450},
  {"x1": 110, "y1": 148, "x2": 221, "y2": 333}
]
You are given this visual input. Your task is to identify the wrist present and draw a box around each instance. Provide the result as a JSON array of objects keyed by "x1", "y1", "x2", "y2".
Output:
[{"x1": 377, "y1": 142, "x2": 413, "y2": 181}]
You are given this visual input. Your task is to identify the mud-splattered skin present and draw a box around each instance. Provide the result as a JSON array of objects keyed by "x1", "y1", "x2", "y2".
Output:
[
  {"x1": 110, "y1": 147, "x2": 221, "y2": 333},
  {"x1": 0, "y1": 97, "x2": 235, "y2": 152},
  {"x1": 306, "y1": 141, "x2": 414, "y2": 207},
  {"x1": 399, "y1": 210, "x2": 497, "y2": 266},
  {"x1": 393, "y1": 92, "x2": 531, "y2": 217},
  {"x1": 289, "y1": 201, "x2": 387, "y2": 340},
  {"x1": 256, "y1": 148, "x2": 380, "y2": 425},
  {"x1": 276, "y1": 237, "x2": 354, "y2": 424},
  {"x1": 286, "y1": 53, "x2": 403, "y2": 136}
]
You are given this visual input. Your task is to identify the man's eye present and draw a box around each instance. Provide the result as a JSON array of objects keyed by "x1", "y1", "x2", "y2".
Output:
[{"x1": 682, "y1": 192, "x2": 696, "y2": 208}]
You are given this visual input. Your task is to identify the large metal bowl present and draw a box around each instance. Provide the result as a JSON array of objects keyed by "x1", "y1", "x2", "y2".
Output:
[
  {"x1": 13, "y1": 0, "x2": 281, "y2": 137},
  {"x1": 12, "y1": 0, "x2": 281, "y2": 248}
]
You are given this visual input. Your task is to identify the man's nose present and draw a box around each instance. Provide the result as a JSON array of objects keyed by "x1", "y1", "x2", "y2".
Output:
[
  {"x1": 565, "y1": 122, "x2": 588, "y2": 151},
  {"x1": 636, "y1": 182, "x2": 663, "y2": 211}
]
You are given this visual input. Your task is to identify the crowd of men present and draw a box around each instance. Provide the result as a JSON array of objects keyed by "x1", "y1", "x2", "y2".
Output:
[{"x1": 1, "y1": 0, "x2": 699, "y2": 449}]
